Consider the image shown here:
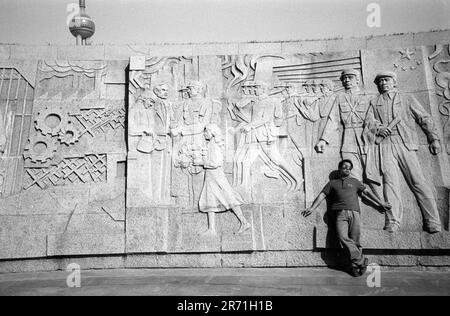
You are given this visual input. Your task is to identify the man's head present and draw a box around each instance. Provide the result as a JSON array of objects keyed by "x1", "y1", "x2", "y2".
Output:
[
  {"x1": 254, "y1": 81, "x2": 270, "y2": 96},
  {"x1": 374, "y1": 71, "x2": 397, "y2": 94},
  {"x1": 320, "y1": 79, "x2": 335, "y2": 94},
  {"x1": 153, "y1": 83, "x2": 169, "y2": 100},
  {"x1": 340, "y1": 69, "x2": 360, "y2": 90},
  {"x1": 338, "y1": 159, "x2": 353, "y2": 177},
  {"x1": 186, "y1": 81, "x2": 205, "y2": 97}
]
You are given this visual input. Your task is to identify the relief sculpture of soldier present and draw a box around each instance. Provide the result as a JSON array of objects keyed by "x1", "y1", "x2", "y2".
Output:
[
  {"x1": 195, "y1": 124, "x2": 251, "y2": 236},
  {"x1": 315, "y1": 69, "x2": 371, "y2": 183},
  {"x1": 231, "y1": 81, "x2": 301, "y2": 192},
  {"x1": 364, "y1": 71, "x2": 442, "y2": 233}
]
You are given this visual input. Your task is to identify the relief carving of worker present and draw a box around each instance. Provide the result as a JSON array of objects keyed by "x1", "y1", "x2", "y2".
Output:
[{"x1": 364, "y1": 71, "x2": 442, "y2": 233}]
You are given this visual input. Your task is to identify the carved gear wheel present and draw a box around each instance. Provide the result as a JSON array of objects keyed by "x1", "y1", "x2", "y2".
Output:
[
  {"x1": 35, "y1": 105, "x2": 70, "y2": 137},
  {"x1": 58, "y1": 123, "x2": 81, "y2": 146},
  {"x1": 23, "y1": 135, "x2": 58, "y2": 163}
]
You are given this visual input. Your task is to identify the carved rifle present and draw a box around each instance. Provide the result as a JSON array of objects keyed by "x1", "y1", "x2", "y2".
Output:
[{"x1": 375, "y1": 116, "x2": 401, "y2": 145}]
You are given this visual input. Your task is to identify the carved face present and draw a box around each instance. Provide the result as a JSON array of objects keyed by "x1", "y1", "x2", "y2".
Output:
[
  {"x1": 187, "y1": 84, "x2": 203, "y2": 97},
  {"x1": 341, "y1": 75, "x2": 359, "y2": 90},
  {"x1": 154, "y1": 84, "x2": 169, "y2": 99},
  {"x1": 286, "y1": 86, "x2": 296, "y2": 96},
  {"x1": 377, "y1": 77, "x2": 396, "y2": 93}
]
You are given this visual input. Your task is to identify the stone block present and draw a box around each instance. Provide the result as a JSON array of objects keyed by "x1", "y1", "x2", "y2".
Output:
[
  {"x1": 418, "y1": 256, "x2": 450, "y2": 266},
  {"x1": 105, "y1": 45, "x2": 149, "y2": 60},
  {"x1": 315, "y1": 226, "x2": 422, "y2": 249},
  {"x1": 10, "y1": 45, "x2": 56, "y2": 60},
  {"x1": 166, "y1": 210, "x2": 221, "y2": 253},
  {"x1": 0, "y1": 44, "x2": 11, "y2": 59},
  {"x1": 285, "y1": 251, "x2": 327, "y2": 267},
  {"x1": 220, "y1": 251, "x2": 287, "y2": 268},
  {"x1": 47, "y1": 233, "x2": 125, "y2": 256},
  {"x1": 126, "y1": 207, "x2": 169, "y2": 253},
  {"x1": 105, "y1": 60, "x2": 128, "y2": 84},
  {"x1": 56, "y1": 46, "x2": 105, "y2": 61},
  {"x1": 367, "y1": 255, "x2": 419, "y2": 266},
  {"x1": 192, "y1": 43, "x2": 239, "y2": 56},
  {"x1": 284, "y1": 205, "x2": 316, "y2": 250},
  {"x1": 0, "y1": 259, "x2": 60, "y2": 273},
  {"x1": 367, "y1": 34, "x2": 415, "y2": 50},
  {"x1": 238, "y1": 42, "x2": 282, "y2": 55},
  {"x1": 147, "y1": 44, "x2": 194, "y2": 57},
  {"x1": 124, "y1": 255, "x2": 158, "y2": 268},
  {"x1": 106, "y1": 84, "x2": 127, "y2": 100},
  {"x1": 0, "y1": 214, "x2": 68, "y2": 259},
  {"x1": 414, "y1": 31, "x2": 450, "y2": 47},
  {"x1": 326, "y1": 38, "x2": 367, "y2": 53},
  {"x1": 156, "y1": 253, "x2": 222, "y2": 268},
  {"x1": 0, "y1": 232, "x2": 47, "y2": 259},
  {"x1": 220, "y1": 209, "x2": 255, "y2": 252},
  {"x1": 421, "y1": 232, "x2": 450, "y2": 249},
  {"x1": 281, "y1": 40, "x2": 327, "y2": 54}
]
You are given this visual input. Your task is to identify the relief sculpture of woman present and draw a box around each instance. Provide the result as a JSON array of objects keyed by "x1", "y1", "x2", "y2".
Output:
[{"x1": 196, "y1": 124, "x2": 252, "y2": 236}]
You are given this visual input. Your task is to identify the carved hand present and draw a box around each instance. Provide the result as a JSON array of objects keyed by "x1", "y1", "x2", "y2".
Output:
[
  {"x1": 301, "y1": 208, "x2": 313, "y2": 218},
  {"x1": 241, "y1": 125, "x2": 252, "y2": 133},
  {"x1": 377, "y1": 126, "x2": 392, "y2": 138},
  {"x1": 380, "y1": 202, "x2": 392, "y2": 212},
  {"x1": 429, "y1": 140, "x2": 442, "y2": 155},
  {"x1": 314, "y1": 140, "x2": 327, "y2": 153}
]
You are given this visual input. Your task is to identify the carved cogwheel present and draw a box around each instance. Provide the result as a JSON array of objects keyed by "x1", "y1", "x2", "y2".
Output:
[
  {"x1": 23, "y1": 135, "x2": 58, "y2": 163},
  {"x1": 35, "y1": 105, "x2": 70, "y2": 137},
  {"x1": 58, "y1": 123, "x2": 81, "y2": 146}
]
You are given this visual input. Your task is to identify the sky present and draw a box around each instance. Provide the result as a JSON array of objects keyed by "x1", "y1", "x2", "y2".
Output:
[{"x1": 0, "y1": 0, "x2": 449, "y2": 45}]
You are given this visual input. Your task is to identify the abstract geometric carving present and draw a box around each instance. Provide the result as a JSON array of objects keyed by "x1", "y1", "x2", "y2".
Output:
[
  {"x1": 24, "y1": 154, "x2": 107, "y2": 190},
  {"x1": 72, "y1": 108, "x2": 126, "y2": 139}
]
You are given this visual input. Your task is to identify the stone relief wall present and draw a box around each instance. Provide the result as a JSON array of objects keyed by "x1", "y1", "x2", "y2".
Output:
[{"x1": 0, "y1": 34, "x2": 449, "y2": 270}]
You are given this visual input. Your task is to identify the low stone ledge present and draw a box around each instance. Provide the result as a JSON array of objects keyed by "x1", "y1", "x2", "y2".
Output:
[{"x1": 46, "y1": 233, "x2": 125, "y2": 256}]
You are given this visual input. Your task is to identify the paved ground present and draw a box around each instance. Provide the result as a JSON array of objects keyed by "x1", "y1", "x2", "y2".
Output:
[{"x1": 0, "y1": 267, "x2": 449, "y2": 296}]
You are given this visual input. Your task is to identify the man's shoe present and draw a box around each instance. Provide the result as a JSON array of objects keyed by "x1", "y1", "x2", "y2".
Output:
[
  {"x1": 425, "y1": 225, "x2": 441, "y2": 234},
  {"x1": 349, "y1": 265, "x2": 360, "y2": 277},
  {"x1": 358, "y1": 258, "x2": 369, "y2": 276}
]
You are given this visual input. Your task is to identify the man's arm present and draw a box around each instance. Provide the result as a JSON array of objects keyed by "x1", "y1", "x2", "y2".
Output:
[
  {"x1": 301, "y1": 192, "x2": 327, "y2": 217},
  {"x1": 360, "y1": 188, "x2": 391, "y2": 212},
  {"x1": 409, "y1": 95, "x2": 441, "y2": 155},
  {"x1": 315, "y1": 97, "x2": 339, "y2": 153}
]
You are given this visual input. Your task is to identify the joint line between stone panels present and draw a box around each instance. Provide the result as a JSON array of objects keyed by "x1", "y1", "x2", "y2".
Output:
[
  {"x1": 3, "y1": 69, "x2": 13, "y2": 129},
  {"x1": 11, "y1": 81, "x2": 28, "y2": 193},
  {"x1": 0, "y1": 69, "x2": 6, "y2": 100},
  {"x1": 7, "y1": 74, "x2": 20, "y2": 156}
]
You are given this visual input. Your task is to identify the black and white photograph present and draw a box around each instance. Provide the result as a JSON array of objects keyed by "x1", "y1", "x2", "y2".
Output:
[{"x1": 0, "y1": 0, "x2": 449, "y2": 300}]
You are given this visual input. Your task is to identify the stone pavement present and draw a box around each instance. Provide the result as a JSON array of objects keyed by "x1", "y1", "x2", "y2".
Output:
[{"x1": 0, "y1": 267, "x2": 449, "y2": 296}]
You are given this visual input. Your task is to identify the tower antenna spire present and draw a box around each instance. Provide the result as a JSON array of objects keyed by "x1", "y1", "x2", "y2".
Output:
[{"x1": 69, "y1": 0, "x2": 95, "y2": 45}]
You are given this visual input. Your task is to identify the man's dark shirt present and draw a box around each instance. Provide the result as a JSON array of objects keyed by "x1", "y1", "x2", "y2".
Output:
[{"x1": 322, "y1": 177, "x2": 366, "y2": 212}]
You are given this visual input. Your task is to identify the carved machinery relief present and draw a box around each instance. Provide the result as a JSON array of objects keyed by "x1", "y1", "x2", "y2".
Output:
[{"x1": 21, "y1": 61, "x2": 125, "y2": 191}]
